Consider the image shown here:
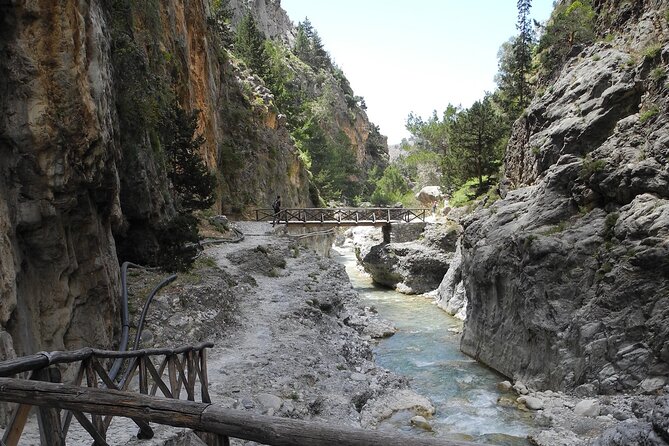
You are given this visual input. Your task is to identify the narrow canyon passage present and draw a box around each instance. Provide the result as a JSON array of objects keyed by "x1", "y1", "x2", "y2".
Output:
[{"x1": 333, "y1": 244, "x2": 538, "y2": 445}]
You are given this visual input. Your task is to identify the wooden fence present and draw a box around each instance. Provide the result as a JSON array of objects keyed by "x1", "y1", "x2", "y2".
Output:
[
  {"x1": 0, "y1": 342, "x2": 224, "y2": 446},
  {"x1": 0, "y1": 377, "x2": 488, "y2": 446}
]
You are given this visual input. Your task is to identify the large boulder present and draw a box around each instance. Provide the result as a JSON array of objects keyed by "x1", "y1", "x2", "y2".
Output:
[
  {"x1": 415, "y1": 186, "x2": 444, "y2": 205},
  {"x1": 358, "y1": 223, "x2": 460, "y2": 294}
]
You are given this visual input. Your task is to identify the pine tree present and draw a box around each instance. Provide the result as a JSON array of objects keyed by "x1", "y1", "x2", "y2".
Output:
[
  {"x1": 234, "y1": 12, "x2": 269, "y2": 78},
  {"x1": 293, "y1": 24, "x2": 312, "y2": 63},
  {"x1": 448, "y1": 96, "x2": 506, "y2": 190},
  {"x1": 514, "y1": 0, "x2": 534, "y2": 109}
]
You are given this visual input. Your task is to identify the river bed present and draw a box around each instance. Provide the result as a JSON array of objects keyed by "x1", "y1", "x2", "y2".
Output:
[{"x1": 333, "y1": 245, "x2": 537, "y2": 445}]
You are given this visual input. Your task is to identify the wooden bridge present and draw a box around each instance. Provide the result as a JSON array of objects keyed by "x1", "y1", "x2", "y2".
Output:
[
  {"x1": 0, "y1": 346, "x2": 488, "y2": 446},
  {"x1": 255, "y1": 207, "x2": 429, "y2": 226}
]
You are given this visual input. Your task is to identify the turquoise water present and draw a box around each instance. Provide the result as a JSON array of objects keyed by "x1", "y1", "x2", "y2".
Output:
[{"x1": 334, "y1": 246, "x2": 536, "y2": 445}]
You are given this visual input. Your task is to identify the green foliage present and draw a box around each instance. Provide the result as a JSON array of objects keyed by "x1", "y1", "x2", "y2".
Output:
[
  {"x1": 541, "y1": 221, "x2": 568, "y2": 236},
  {"x1": 156, "y1": 214, "x2": 200, "y2": 272},
  {"x1": 650, "y1": 67, "x2": 667, "y2": 82},
  {"x1": 263, "y1": 40, "x2": 306, "y2": 130},
  {"x1": 370, "y1": 165, "x2": 411, "y2": 205},
  {"x1": 208, "y1": 0, "x2": 234, "y2": 48},
  {"x1": 495, "y1": 0, "x2": 536, "y2": 118},
  {"x1": 581, "y1": 156, "x2": 606, "y2": 178},
  {"x1": 450, "y1": 177, "x2": 489, "y2": 208},
  {"x1": 293, "y1": 18, "x2": 331, "y2": 70},
  {"x1": 536, "y1": 0, "x2": 596, "y2": 79},
  {"x1": 447, "y1": 95, "x2": 507, "y2": 190},
  {"x1": 234, "y1": 12, "x2": 269, "y2": 78},
  {"x1": 604, "y1": 212, "x2": 619, "y2": 241},
  {"x1": 639, "y1": 104, "x2": 660, "y2": 123},
  {"x1": 160, "y1": 104, "x2": 217, "y2": 212},
  {"x1": 643, "y1": 43, "x2": 662, "y2": 61}
]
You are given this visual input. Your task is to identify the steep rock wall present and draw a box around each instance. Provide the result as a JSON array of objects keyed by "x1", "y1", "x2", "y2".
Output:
[
  {"x1": 461, "y1": 0, "x2": 669, "y2": 393},
  {"x1": 0, "y1": 0, "x2": 314, "y2": 363},
  {"x1": 0, "y1": 0, "x2": 121, "y2": 360},
  {"x1": 228, "y1": 0, "x2": 294, "y2": 42}
]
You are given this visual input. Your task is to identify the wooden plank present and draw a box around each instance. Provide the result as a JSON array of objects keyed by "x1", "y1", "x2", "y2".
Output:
[
  {"x1": 33, "y1": 368, "x2": 64, "y2": 446},
  {"x1": 0, "y1": 378, "x2": 487, "y2": 446},
  {"x1": 139, "y1": 357, "x2": 148, "y2": 395},
  {"x1": 198, "y1": 350, "x2": 211, "y2": 403},
  {"x1": 149, "y1": 356, "x2": 170, "y2": 397},
  {"x1": 2, "y1": 403, "x2": 32, "y2": 446},
  {"x1": 90, "y1": 357, "x2": 154, "y2": 439},
  {"x1": 173, "y1": 354, "x2": 192, "y2": 400},
  {"x1": 186, "y1": 352, "x2": 196, "y2": 401},
  {"x1": 144, "y1": 357, "x2": 173, "y2": 399},
  {"x1": 84, "y1": 359, "x2": 105, "y2": 441},
  {"x1": 0, "y1": 344, "x2": 214, "y2": 378},
  {"x1": 168, "y1": 355, "x2": 178, "y2": 398},
  {"x1": 70, "y1": 411, "x2": 109, "y2": 446},
  {"x1": 62, "y1": 361, "x2": 86, "y2": 437}
]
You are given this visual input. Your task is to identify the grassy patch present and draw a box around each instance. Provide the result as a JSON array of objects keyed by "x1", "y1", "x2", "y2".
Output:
[
  {"x1": 450, "y1": 176, "x2": 489, "y2": 208},
  {"x1": 650, "y1": 67, "x2": 667, "y2": 82},
  {"x1": 540, "y1": 221, "x2": 568, "y2": 236},
  {"x1": 643, "y1": 43, "x2": 662, "y2": 60},
  {"x1": 639, "y1": 105, "x2": 660, "y2": 124},
  {"x1": 581, "y1": 157, "x2": 606, "y2": 179}
]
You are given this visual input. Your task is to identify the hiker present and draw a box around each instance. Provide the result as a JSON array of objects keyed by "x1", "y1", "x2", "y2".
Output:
[{"x1": 271, "y1": 195, "x2": 281, "y2": 226}]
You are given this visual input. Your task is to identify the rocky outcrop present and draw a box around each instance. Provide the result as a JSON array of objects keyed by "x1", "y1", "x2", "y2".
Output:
[
  {"x1": 0, "y1": 0, "x2": 316, "y2": 367},
  {"x1": 228, "y1": 0, "x2": 294, "y2": 43},
  {"x1": 461, "y1": 1, "x2": 669, "y2": 392},
  {"x1": 0, "y1": 0, "x2": 121, "y2": 361},
  {"x1": 357, "y1": 223, "x2": 459, "y2": 294},
  {"x1": 435, "y1": 240, "x2": 466, "y2": 320},
  {"x1": 594, "y1": 396, "x2": 669, "y2": 446}
]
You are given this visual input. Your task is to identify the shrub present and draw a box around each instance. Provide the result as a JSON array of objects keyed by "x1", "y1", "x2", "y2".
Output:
[
  {"x1": 581, "y1": 157, "x2": 606, "y2": 179},
  {"x1": 650, "y1": 67, "x2": 667, "y2": 82},
  {"x1": 639, "y1": 105, "x2": 660, "y2": 124},
  {"x1": 643, "y1": 43, "x2": 662, "y2": 61},
  {"x1": 156, "y1": 214, "x2": 201, "y2": 272}
]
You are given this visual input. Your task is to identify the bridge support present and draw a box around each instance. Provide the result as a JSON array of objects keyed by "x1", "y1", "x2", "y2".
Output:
[{"x1": 382, "y1": 224, "x2": 391, "y2": 243}]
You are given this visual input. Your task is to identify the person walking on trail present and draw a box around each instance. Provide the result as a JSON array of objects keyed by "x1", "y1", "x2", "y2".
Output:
[{"x1": 272, "y1": 195, "x2": 281, "y2": 226}]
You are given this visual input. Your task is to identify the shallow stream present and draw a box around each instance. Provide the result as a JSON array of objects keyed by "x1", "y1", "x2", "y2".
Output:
[{"x1": 334, "y1": 246, "x2": 537, "y2": 445}]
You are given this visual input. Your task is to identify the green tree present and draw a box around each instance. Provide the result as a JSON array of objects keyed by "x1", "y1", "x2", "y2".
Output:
[
  {"x1": 515, "y1": 0, "x2": 534, "y2": 109},
  {"x1": 371, "y1": 165, "x2": 411, "y2": 205},
  {"x1": 448, "y1": 95, "x2": 507, "y2": 190},
  {"x1": 536, "y1": 0, "x2": 596, "y2": 79},
  {"x1": 160, "y1": 104, "x2": 217, "y2": 212},
  {"x1": 234, "y1": 12, "x2": 269, "y2": 78},
  {"x1": 293, "y1": 17, "x2": 331, "y2": 70}
]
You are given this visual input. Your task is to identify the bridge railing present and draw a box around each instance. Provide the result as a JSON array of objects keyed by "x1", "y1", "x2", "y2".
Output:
[
  {"x1": 0, "y1": 375, "x2": 487, "y2": 446},
  {"x1": 255, "y1": 207, "x2": 429, "y2": 224},
  {"x1": 0, "y1": 343, "x2": 222, "y2": 446}
]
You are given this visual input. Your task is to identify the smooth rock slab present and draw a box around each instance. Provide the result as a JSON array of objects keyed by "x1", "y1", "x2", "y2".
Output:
[
  {"x1": 256, "y1": 393, "x2": 283, "y2": 411},
  {"x1": 518, "y1": 396, "x2": 544, "y2": 410},
  {"x1": 574, "y1": 399, "x2": 601, "y2": 417}
]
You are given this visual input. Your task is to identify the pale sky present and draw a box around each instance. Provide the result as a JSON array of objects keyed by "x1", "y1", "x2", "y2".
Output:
[{"x1": 280, "y1": 0, "x2": 556, "y2": 144}]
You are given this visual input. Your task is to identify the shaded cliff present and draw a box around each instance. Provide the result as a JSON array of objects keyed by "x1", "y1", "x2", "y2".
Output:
[
  {"x1": 461, "y1": 0, "x2": 669, "y2": 393},
  {"x1": 0, "y1": 0, "x2": 322, "y2": 368},
  {"x1": 0, "y1": 1, "x2": 122, "y2": 361}
]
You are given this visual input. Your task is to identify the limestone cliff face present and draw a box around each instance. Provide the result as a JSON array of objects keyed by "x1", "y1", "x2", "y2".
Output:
[
  {"x1": 0, "y1": 0, "x2": 314, "y2": 367},
  {"x1": 0, "y1": 0, "x2": 121, "y2": 359},
  {"x1": 228, "y1": 0, "x2": 389, "y2": 199},
  {"x1": 461, "y1": 0, "x2": 669, "y2": 392},
  {"x1": 228, "y1": 0, "x2": 294, "y2": 42}
]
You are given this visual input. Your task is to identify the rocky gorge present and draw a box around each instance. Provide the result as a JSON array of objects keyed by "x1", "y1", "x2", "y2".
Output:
[
  {"x1": 1, "y1": 0, "x2": 669, "y2": 445},
  {"x1": 0, "y1": 0, "x2": 386, "y2": 374}
]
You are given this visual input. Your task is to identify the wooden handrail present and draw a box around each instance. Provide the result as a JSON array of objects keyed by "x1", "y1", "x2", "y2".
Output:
[
  {"x1": 0, "y1": 378, "x2": 488, "y2": 446},
  {"x1": 254, "y1": 208, "x2": 429, "y2": 225},
  {"x1": 0, "y1": 342, "x2": 214, "y2": 377}
]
